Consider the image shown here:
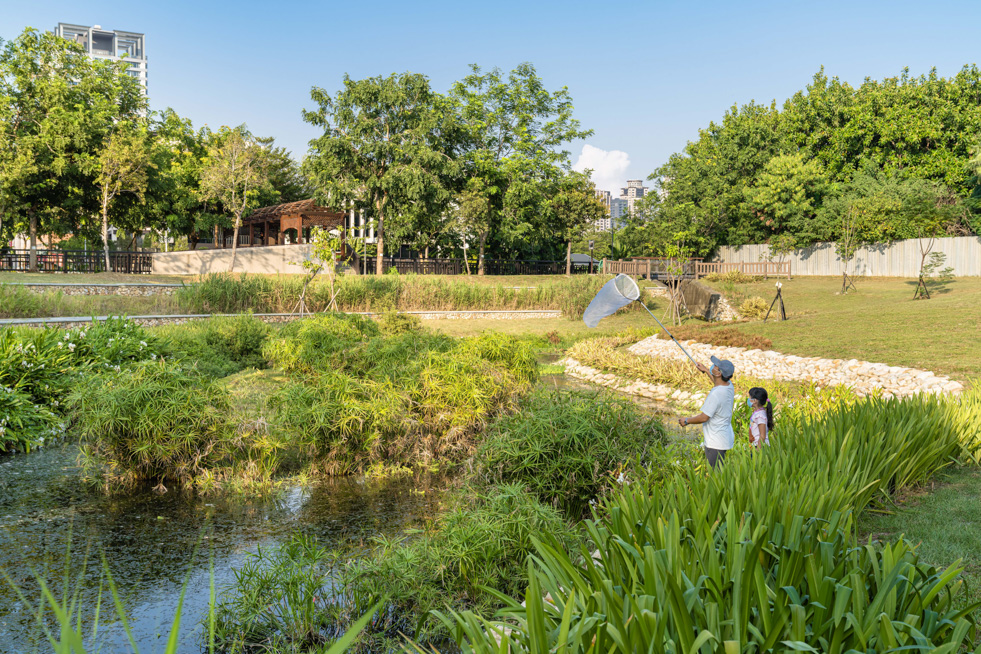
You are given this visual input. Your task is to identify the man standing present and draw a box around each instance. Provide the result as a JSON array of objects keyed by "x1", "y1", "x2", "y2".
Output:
[{"x1": 678, "y1": 356, "x2": 735, "y2": 469}]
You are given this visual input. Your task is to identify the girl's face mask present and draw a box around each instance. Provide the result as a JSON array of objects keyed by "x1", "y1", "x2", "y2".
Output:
[
  {"x1": 709, "y1": 365, "x2": 717, "y2": 377},
  {"x1": 747, "y1": 399, "x2": 754, "y2": 408}
]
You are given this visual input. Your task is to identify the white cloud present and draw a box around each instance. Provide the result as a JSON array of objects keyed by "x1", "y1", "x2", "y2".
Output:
[{"x1": 572, "y1": 144, "x2": 630, "y2": 194}]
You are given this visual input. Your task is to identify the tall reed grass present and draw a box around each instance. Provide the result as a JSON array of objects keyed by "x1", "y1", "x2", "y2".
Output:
[
  {"x1": 177, "y1": 273, "x2": 634, "y2": 320},
  {"x1": 436, "y1": 392, "x2": 981, "y2": 652}
]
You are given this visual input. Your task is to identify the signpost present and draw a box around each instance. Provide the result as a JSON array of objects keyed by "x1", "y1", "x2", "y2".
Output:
[{"x1": 589, "y1": 240, "x2": 595, "y2": 274}]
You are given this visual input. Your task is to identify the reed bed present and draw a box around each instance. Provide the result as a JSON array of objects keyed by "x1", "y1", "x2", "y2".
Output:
[
  {"x1": 177, "y1": 273, "x2": 633, "y2": 320},
  {"x1": 436, "y1": 391, "x2": 981, "y2": 653}
]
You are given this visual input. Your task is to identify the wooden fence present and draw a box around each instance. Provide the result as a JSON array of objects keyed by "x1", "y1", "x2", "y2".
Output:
[
  {"x1": 695, "y1": 261, "x2": 791, "y2": 279},
  {"x1": 0, "y1": 249, "x2": 153, "y2": 274}
]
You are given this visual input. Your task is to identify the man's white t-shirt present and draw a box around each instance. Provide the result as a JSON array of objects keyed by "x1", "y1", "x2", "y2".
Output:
[{"x1": 700, "y1": 383, "x2": 735, "y2": 450}]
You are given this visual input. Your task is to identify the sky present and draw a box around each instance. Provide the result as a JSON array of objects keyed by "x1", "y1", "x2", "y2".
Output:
[{"x1": 2, "y1": 0, "x2": 980, "y2": 194}]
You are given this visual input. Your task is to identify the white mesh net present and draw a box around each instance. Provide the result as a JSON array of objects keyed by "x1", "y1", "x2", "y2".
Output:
[{"x1": 583, "y1": 274, "x2": 640, "y2": 327}]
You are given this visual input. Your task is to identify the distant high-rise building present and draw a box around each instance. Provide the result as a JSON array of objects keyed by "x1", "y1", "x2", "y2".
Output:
[
  {"x1": 53, "y1": 23, "x2": 147, "y2": 96},
  {"x1": 619, "y1": 179, "x2": 648, "y2": 217}
]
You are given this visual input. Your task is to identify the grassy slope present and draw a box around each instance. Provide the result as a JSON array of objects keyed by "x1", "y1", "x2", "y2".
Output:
[
  {"x1": 700, "y1": 276, "x2": 981, "y2": 381},
  {"x1": 859, "y1": 465, "x2": 981, "y2": 613}
]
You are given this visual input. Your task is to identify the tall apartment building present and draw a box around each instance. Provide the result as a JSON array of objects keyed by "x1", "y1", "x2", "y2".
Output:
[
  {"x1": 619, "y1": 179, "x2": 648, "y2": 217},
  {"x1": 591, "y1": 189, "x2": 631, "y2": 231},
  {"x1": 53, "y1": 23, "x2": 147, "y2": 96}
]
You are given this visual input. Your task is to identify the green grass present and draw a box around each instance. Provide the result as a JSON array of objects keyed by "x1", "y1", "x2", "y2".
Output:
[
  {"x1": 699, "y1": 276, "x2": 981, "y2": 381},
  {"x1": 860, "y1": 465, "x2": 981, "y2": 614},
  {"x1": 422, "y1": 310, "x2": 656, "y2": 341}
]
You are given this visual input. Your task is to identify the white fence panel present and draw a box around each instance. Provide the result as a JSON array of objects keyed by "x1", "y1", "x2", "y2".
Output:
[{"x1": 715, "y1": 237, "x2": 981, "y2": 277}]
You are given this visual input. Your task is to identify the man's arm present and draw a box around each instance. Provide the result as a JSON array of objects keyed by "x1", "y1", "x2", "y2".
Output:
[{"x1": 679, "y1": 412, "x2": 710, "y2": 427}]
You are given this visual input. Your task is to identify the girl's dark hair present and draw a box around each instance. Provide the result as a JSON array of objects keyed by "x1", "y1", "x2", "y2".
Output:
[{"x1": 748, "y1": 387, "x2": 774, "y2": 431}]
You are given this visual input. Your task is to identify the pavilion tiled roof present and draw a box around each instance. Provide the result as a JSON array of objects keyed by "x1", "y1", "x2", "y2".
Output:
[{"x1": 246, "y1": 199, "x2": 338, "y2": 222}]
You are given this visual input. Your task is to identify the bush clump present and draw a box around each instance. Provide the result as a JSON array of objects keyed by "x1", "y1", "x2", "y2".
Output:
[
  {"x1": 68, "y1": 360, "x2": 236, "y2": 490},
  {"x1": 0, "y1": 384, "x2": 63, "y2": 453},
  {"x1": 475, "y1": 389, "x2": 667, "y2": 517},
  {"x1": 739, "y1": 295, "x2": 770, "y2": 320},
  {"x1": 703, "y1": 270, "x2": 760, "y2": 283},
  {"x1": 266, "y1": 316, "x2": 536, "y2": 473}
]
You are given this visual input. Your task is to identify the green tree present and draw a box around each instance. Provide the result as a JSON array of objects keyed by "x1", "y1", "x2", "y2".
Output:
[
  {"x1": 743, "y1": 153, "x2": 833, "y2": 248},
  {"x1": 95, "y1": 123, "x2": 153, "y2": 269},
  {"x1": 199, "y1": 126, "x2": 271, "y2": 271},
  {"x1": 303, "y1": 72, "x2": 455, "y2": 274},
  {"x1": 450, "y1": 63, "x2": 592, "y2": 272},
  {"x1": 0, "y1": 28, "x2": 144, "y2": 269},
  {"x1": 550, "y1": 171, "x2": 607, "y2": 274}
]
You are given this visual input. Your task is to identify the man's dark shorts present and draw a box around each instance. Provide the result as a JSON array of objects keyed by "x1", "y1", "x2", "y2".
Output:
[{"x1": 705, "y1": 447, "x2": 728, "y2": 469}]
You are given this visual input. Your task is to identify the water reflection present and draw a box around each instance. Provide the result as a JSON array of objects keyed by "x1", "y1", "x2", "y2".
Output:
[{"x1": 0, "y1": 446, "x2": 445, "y2": 654}]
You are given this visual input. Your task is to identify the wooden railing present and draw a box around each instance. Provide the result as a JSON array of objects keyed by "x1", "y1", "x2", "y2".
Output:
[
  {"x1": 0, "y1": 249, "x2": 153, "y2": 274},
  {"x1": 695, "y1": 261, "x2": 791, "y2": 279},
  {"x1": 359, "y1": 258, "x2": 594, "y2": 275},
  {"x1": 602, "y1": 258, "x2": 701, "y2": 279}
]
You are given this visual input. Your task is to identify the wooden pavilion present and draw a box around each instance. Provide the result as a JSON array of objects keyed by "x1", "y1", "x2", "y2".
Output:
[{"x1": 215, "y1": 199, "x2": 347, "y2": 248}]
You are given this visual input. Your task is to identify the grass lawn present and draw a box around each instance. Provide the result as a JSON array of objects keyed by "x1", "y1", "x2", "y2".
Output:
[
  {"x1": 699, "y1": 276, "x2": 981, "y2": 381},
  {"x1": 859, "y1": 465, "x2": 981, "y2": 615}
]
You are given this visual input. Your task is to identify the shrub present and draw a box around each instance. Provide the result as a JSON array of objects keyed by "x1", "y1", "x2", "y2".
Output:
[
  {"x1": 739, "y1": 295, "x2": 770, "y2": 319},
  {"x1": 68, "y1": 360, "x2": 236, "y2": 490},
  {"x1": 263, "y1": 313, "x2": 380, "y2": 376},
  {"x1": 0, "y1": 384, "x2": 63, "y2": 453},
  {"x1": 376, "y1": 310, "x2": 421, "y2": 335},
  {"x1": 475, "y1": 389, "x2": 666, "y2": 517},
  {"x1": 268, "y1": 329, "x2": 536, "y2": 473},
  {"x1": 336, "y1": 483, "x2": 578, "y2": 648},
  {"x1": 0, "y1": 327, "x2": 79, "y2": 404},
  {"x1": 703, "y1": 270, "x2": 759, "y2": 283},
  {"x1": 0, "y1": 283, "x2": 51, "y2": 318},
  {"x1": 203, "y1": 314, "x2": 271, "y2": 370}
]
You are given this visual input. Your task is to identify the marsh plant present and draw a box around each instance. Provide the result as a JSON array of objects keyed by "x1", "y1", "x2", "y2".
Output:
[
  {"x1": 331, "y1": 484, "x2": 577, "y2": 651},
  {"x1": 438, "y1": 393, "x2": 981, "y2": 653},
  {"x1": 69, "y1": 360, "x2": 238, "y2": 491},
  {"x1": 475, "y1": 389, "x2": 667, "y2": 517},
  {"x1": 266, "y1": 314, "x2": 537, "y2": 474},
  {"x1": 178, "y1": 272, "x2": 631, "y2": 320}
]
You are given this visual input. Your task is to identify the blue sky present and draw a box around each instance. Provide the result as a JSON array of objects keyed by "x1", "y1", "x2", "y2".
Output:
[{"x1": 3, "y1": 0, "x2": 979, "y2": 193}]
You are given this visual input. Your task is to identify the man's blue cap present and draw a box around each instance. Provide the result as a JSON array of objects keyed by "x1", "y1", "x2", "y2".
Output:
[{"x1": 710, "y1": 356, "x2": 735, "y2": 379}]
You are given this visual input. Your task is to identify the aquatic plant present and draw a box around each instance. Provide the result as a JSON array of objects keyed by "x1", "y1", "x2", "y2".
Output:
[
  {"x1": 212, "y1": 534, "x2": 347, "y2": 653},
  {"x1": 334, "y1": 483, "x2": 578, "y2": 650},
  {"x1": 68, "y1": 360, "x2": 237, "y2": 490},
  {"x1": 178, "y1": 272, "x2": 628, "y2": 320},
  {"x1": 434, "y1": 393, "x2": 981, "y2": 652},
  {"x1": 475, "y1": 389, "x2": 666, "y2": 517}
]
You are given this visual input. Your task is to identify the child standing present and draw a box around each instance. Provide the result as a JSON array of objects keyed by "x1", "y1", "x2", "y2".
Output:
[{"x1": 747, "y1": 387, "x2": 774, "y2": 449}]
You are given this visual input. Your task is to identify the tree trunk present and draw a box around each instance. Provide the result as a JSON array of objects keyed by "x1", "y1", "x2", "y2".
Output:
[
  {"x1": 424, "y1": 245, "x2": 429, "y2": 259},
  {"x1": 28, "y1": 210, "x2": 38, "y2": 272},
  {"x1": 477, "y1": 232, "x2": 487, "y2": 276},
  {"x1": 374, "y1": 219, "x2": 385, "y2": 275},
  {"x1": 229, "y1": 214, "x2": 241, "y2": 272},
  {"x1": 565, "y1": 239, "x2": 572, "y2": 276},
  {"x1": 102, "y1": 207, "x2": 111, "y2": 273}
]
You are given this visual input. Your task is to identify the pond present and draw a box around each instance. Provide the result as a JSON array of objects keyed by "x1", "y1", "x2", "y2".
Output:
[{"x1": 0, "y1": 445, "x2": 445, "y2": 654}]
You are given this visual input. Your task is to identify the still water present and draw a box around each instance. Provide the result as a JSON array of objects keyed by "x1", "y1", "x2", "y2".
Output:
[{"x1": 0, "y1": 446, "x2": 444, "y2": 654}]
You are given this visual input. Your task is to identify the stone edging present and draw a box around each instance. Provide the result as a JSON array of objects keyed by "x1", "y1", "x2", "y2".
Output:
[
  {"x1": 0, "y1": 309, "x2": 562, "y2": 329},
  {"x1": 560, "y1": 357, "x2": 704, "y2": 409},
  {"x1": 628, "y1": 336, "x2": 963, "y2": 397},
  {"x1": 8, "y1": 283, "x2": 184, "y2": 296}
]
